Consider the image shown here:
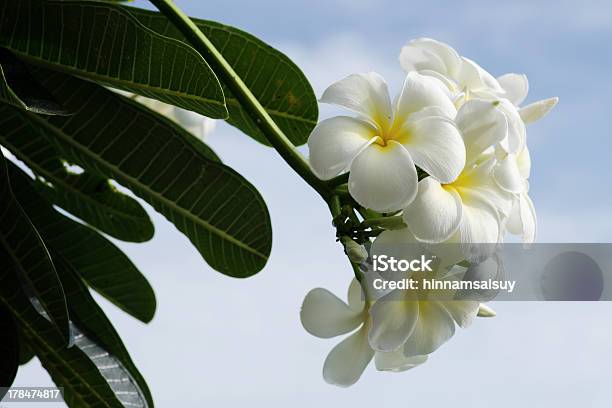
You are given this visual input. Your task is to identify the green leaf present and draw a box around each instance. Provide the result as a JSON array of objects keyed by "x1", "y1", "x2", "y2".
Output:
[
  {"x1": 53, "y1": 251, "x2": 153, "y2": 407},
  {"x1": 0, "y1": 104, "x2": 155, "y2": 243},
  {"x1": 0, "y1": 150, "x2": 70, "y2": 343},
  {"x1": 0, "y1": 48, "x2": 70, "y2": 115},
  {"x1": 29, "y1": 70, "x2": 272, "y2": 278},
  {"x1": 0, "y1": 305, "x2": 19, "y2": 391},
  {"x1": 17, "y1": 326, "x2": 35, "y2": 366},
  {"x1": 7, "y1": 162, "x2": 156, "y2": 323},
  {"x1": 37, "y1": 173, "x2": 155, "y2": 243},
  {"x1": 129, "y1": 7, "x2": 318, "y2": 146},
  {"x1": 0, "y1": 0, "x2": 227, "y2": 119},
  {"x1": 0, "y1": 268, "x2": 130, "y2": 408}
]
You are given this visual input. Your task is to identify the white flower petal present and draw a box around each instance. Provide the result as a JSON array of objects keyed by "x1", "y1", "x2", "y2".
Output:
[
  {"x1": 323, "y1": 323, "x2": 374, "y2": 387},
  {"x1": 505, "y1": 198, "x2": 523, "y2": 236},
  {"x1": 348, "y1": 141, "x2": 418, "y2": 212},
  {"x1": 519, "y1": 192, "x2": 537, "y2": 244},
  {"x1": 441, "y1": 300, "x2": 480, "y2": 328},
  {"x1": 402, "y1": 178, "x2": 462, "y2": 243},
  {"x1": 348, "y1": 278, "x2": 366, "y2": 312},
  {"x1": 399, "y1": 38, "x2": 462, "y2": 79},
  {"x1": 395, "y1": 72, "x2": 456, "y2": 122},
  {"x1": 402, "y1": 110, "x2": 465, "y2": 183},
  {"x1": 419, "y1": 69, "x2": 458, "y2": 93},
  {"x1": 457, "y1": 198, "x2": 501, "y2": 260},
  {"x1": 403, "y1": 302, "x2": 456, "y2": 357},
  {"x1": 426, "y1": 232, "x2": 467, "y2": 269},
  {"x1": 497, "y1": 73, "x2": 529, "y2": 106},
  {"x1": 457, "y1": 57, "x2": 504, "y2": 94},
  {"x1": 496, "y1": 99, "x2": 526, "y2": 154},
  {"x1": 375, "y1": 350, "x2": 427, "y2": 372},
  {"x1": 307, "y1": 116, "x2": 376, "y2": 180},
  {"x1": 368, "y1": 289, "x2": 419, "y2": 352},
  {"x1": 516, "y1": 146, "x2": 531, "y2": 179},
  {"x1": 461, "y1": 256, "x2": 504, "y2": 301},
  {"x1": 371, "y1": 227, "x2": 419, "y2": 253},
  {"x1": 477, "y1": 303, "x2": 497, "y2": 317},
  {"x1": 456, "y1": 158, "x2": 514, "y2": 218},
  {"x1": 456, "y1": 99, "x2": 508, "y2": 166},
  {"x1": 494, "y1": 153, "x2": 525, "y2": 193},
  {"x1": 301, "y1": 288, "x2": 363, "y2": 339},
  {"x1": 320, "y1": 72, "x2": 392, "y2": 130},
  {"x1": 519, "y1": 97, "x2": 559, "y2": 124},
  {"x1": 371, "y1": 229, "x2": 428, "y2": 284}
]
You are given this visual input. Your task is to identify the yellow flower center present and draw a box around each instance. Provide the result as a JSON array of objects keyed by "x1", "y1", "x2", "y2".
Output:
[{"x1": 372, "y1": 117, "x2": 410, "y2": 147}]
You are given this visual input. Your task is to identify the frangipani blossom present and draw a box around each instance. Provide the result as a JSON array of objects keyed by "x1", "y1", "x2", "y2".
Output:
[
  {"x1": 402, "y1": 99, "x2": 514, "y2": 255},
  {"x1": 399, "y1": 38, "x2": 504, "y2": 103},
  {"x1": 308, "y1": 72, "x2": 465, "y2": 212},
  {"x1": 400, "y1": 38, "x2": 558, "y2": 134},
  {"x1": 301, "y1": 39, "x2": 556, "y2": 387},
  {"x1": 367, "y1": 229, "x2": 480, "y2": 354},
  {"x1": 399, "y1": 39, "x2": 528, "y2": 157},
  {"x1": 301, "y1": 278, "x2": 427, "y2": 387}
]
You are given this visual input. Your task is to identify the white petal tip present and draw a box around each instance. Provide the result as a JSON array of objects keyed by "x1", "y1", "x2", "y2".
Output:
[
  {"x1": 477, "y1": 304, "x2": 497, "y2": 317},
  {"x1": 519, "y1": 97, "x2": 558, "y2": 124}
]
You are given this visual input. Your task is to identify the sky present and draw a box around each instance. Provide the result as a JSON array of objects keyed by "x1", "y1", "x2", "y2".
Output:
[{"x1": 9, "y1": 1, "x2": 612, "y2": 407}]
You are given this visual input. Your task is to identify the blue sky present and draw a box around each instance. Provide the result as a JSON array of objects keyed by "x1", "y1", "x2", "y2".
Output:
[{"x1": 12, "y1": 1, "x2": 612, "y2": 407}]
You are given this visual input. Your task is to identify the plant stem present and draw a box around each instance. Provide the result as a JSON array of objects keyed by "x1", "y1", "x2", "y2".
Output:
[
  {"x1": 361, "y1": 215, "x2": 404, "y2": 228},
  {"x1": 327, "y1": 172, "x2": 349, "y2": 188},
  {"x1": 151, "y1": 1, "x2": 368, "y2": 284},
  {"x1": 149, "y1": 0, "x2": 331, "y2": 200}
]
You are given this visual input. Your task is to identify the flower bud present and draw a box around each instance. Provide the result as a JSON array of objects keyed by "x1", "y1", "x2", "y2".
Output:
[{"x1": 341, "y1": 236, "x2": 368, "y2": 264}]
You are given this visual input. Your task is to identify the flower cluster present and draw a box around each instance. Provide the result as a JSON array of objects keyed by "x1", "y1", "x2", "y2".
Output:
[{"x1": 303, "y1": 38, "x2": 557, "y2": 386}]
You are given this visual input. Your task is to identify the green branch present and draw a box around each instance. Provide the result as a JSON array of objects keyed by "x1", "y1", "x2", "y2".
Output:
[{"x1": 149, "y1": 0, "x2": 331, "y2": 200}]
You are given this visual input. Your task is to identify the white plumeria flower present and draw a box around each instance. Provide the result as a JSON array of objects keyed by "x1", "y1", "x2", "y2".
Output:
[
  {"x1": 399, "y1": 38, "x2": 527, "y2": 156},
  {"x1": 367, "y1": 229, "x2": 479, "y2": 354},
  {"x1": 496, "y1": 73, "x2": 559, "y2": 125},
  {"x1": 301, "y1": 278, "x2": 427, "y2": 387},
  {"x1": 399, "y1": 38, "x2": 505, "y2": 104},
  {"x1": 401, "y1": 99, "x2": 514, "y2": 258},
  {"x1": 399, "y1": 39, "x2": 558, "y2": 150},
  {"x1": 308, "y1": 72, "x2": 465, "y2": 212}
]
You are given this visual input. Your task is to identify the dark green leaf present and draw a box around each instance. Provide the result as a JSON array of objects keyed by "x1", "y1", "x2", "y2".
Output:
[
  {"x1": 0, "y1": 268, "x2": 129, "y2": 408},
  {"x1": 53, "y1": 252, "x2": 153, "y2": 407},
  {"x1": 0, "y1": 0, "x2": 227, "y2": 118},
  {"x1": 0, "y1": 150, "x2": 70, "y2": 343},
  {"x1": 17, "y1": 327, "x2": 35, "y2": 366},
  {"x1": 0, "y1": 305, "x2": 19, "y2": 391},
  {"x1": 0, "y1": 104, "x2": 155, "y2": 243},
  {"x1": 0, "y1": 48, "x2": 70, "y2": 115},
  {"x1": 37, "y1": 173, "x2": 155, "y2": 243},
  {"x1": 7, "y1": 162, "x2": 156, "y2": 323},
  {"x1": 27, "y1": 70, "x2": 272, "y2": 278},
  {"x1": 130, "y1": 7, "x2": 318, "y2": 146}
]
